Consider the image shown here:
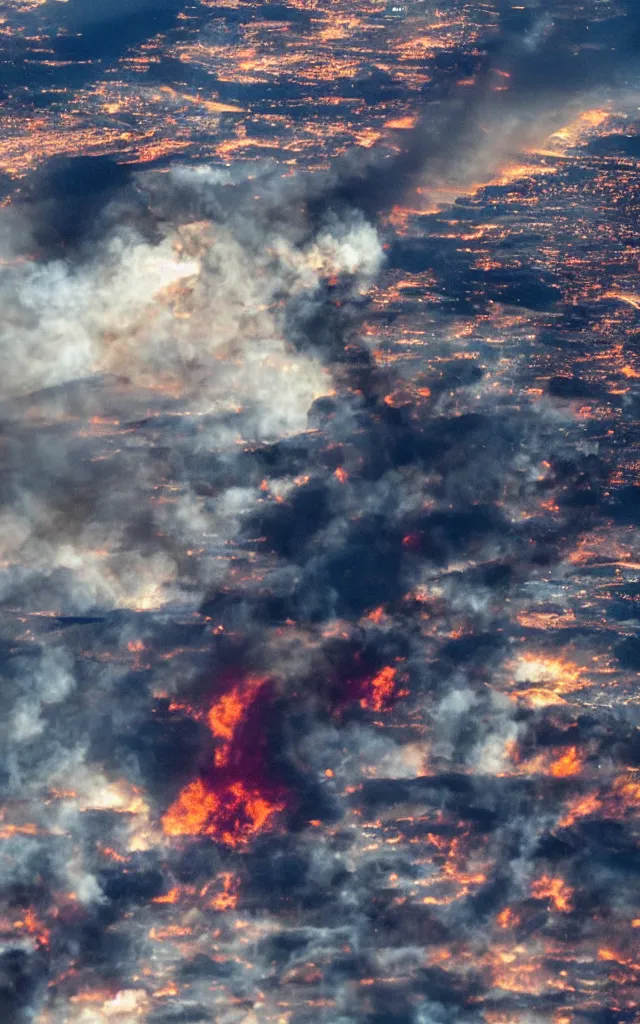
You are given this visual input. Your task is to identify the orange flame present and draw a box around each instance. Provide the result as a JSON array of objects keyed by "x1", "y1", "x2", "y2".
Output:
[
  {"x1": 558, "y1": 791, "x2": 601, "y2": 828},
  {"x1": 365, "y1": 606, "x2": 386, "y2": 625},
  {"x1": 496, "y1": 907, "x2": 519, "y2": 929},
  {"x1": 206, "y1": 871, "x2": 239, "y2": 911},
  {"x1": 549, "y1": 746, "x2": 583, "y2": 778},
  {"x1": 12, "y1": 907, "x2": 50, "y2": 947},
  {"x1": 162, "y1": 777, "x2": 284, "y2": 847},
  {"x1": 621, "y1": 364, "x2": 640, "y2": 379},
  {"x1": 152, "y1": 887, "x2": 181, "y2": 904},
  {"x1": 530, "y1": 875, "x2": 573, "y2": 912},
  {"x1": 207, "y1": 674, "x2": 266, "y2": 766},
  {"x1": 360, "y1": 665, "x2": 397, "y2": 712}
]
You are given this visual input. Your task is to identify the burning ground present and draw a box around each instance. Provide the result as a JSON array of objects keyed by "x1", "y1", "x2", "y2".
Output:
[{"x1": 0, "y1": 3, "x2": 640, "y2": 1024}]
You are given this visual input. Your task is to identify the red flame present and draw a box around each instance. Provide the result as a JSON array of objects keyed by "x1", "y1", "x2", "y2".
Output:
[
  {"x1": 549, "y1": 746, "x2": 583, "y2": 778},
  {"x1": 162, "y1": 777, "x2": 284, "y2": 847},
  {"x1": 207, "y1": 674, "x2": 267, "y2": 766},
  {"x1": 11, "y1": 907, "x2": 50, "y2": 948},
  {"x1": 360, "y1": 665, "x2": 397, "y2": 712},
  {"x1": 402, "y1": 532, "x2": 422, "y2": 552},
  {"x1": 530, "y1": 874, "x2": 574, "y2": 912},
  {"x1": 162, "y1": 674, "x2": 287, "y2": 846},
  {"x1": 205, "y1": 871, "x2": 239, "y2": 911}
]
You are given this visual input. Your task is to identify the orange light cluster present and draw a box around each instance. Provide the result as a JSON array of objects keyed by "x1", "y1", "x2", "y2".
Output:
[
  {"x1": 207, "y1": 674, "x2": 266, "y2": 766},
  {"x1": 162, "y1": 778, "x2": 284, "y2": 847},
  {"x1": 207, "y1": 871, "x2": 239, "y2": 911},
  {"x1": 549, "y1": 746, "x2": 583, "y2": 778},
  {"x1": 530, "y1": 874, "x2": 574, "y2": 912},
  {"x1": 9, "y1": 907, "x2": 50, "y2": 947},
  {"x1": 162, "y1": 670, "x2": 286, "y2": 845},
  {"x1": 558, "y1": 791, "x2": 601, "y2": 829},
  {"x1": 360, "y1": 665, "x2": 397, "y2": 712},
  {"x1": 152, "y1": 887, "x2": 182, "y2": 905},
  {"x1": 496, "y1": 907, "x2": 520, "y2": 929}
]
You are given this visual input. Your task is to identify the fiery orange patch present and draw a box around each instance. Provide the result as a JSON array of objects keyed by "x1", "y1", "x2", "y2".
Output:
[
  {"x1": 207, "y1": 674, "x2": 266, "y2": 765},
  {"x1": 365, "y1": 606, "x2": 385, "y2": 625},
  {"x1": 530, "y1": 875, "x2": 574, "y2": 912},
  {"x1": 496, "y1": 907, "x2": 519, "y2": 929},
  {"x1": 12, "y1": 907, "x2": 50, "y2": 947},
  {"x1": 384, "y1": 115, "x2": 418, "y2": 130},
  {"x1": 162, "y1": 779, "x2": 218, "y2": 836},
  {"x1": 511, "y1": 688, "x2": 567, "y2": 709},
  {"x1": 516, "y1": 610, "x2": 575, "y2": 629},
  {"x1": 97, "y1": 844, "x2": 129, "y2": 863},
  {"x1": 512, "y1": 654, "x2": 584, "y2": 694},
  {"x1": 360, "y1": 665, "x2": 397, "y2": 712},
  {"x1": 162, "y1": 777, "x2": 284, "y2": 847},
  {"x1": 549, "y1": 746, "x2": 583, "y2": 778},
  {"x1": 69, "y1": 989, "x2": 117, "y2": 1005},
  {"x1": 148, "y1": 924, "x2": 192, "y2": 940},
  {"x1": 558, "y1": 791, "x2": 601, "y2": 828},
  {"x1": 206, "y1": 871, "x2": 239, "y2": 911},
  {"x1": 0, "y1": 822, "x2": 39, "y2": 839},
  {"x1": 152, "y1": 887, "x2": 181, "y2": 905},
  {"x1": 609, "y1": 774, "x2": 640, "y2": 811}
]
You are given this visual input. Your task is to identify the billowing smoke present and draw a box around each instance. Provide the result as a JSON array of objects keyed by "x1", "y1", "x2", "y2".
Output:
[{"x1": 0, "y1": 6, "x2": 639, "y2": 1024}]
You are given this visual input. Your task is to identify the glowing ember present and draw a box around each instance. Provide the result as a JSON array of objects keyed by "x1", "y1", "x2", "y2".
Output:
[
  {"x1": 496, "y1": 907, "x2": 520, "y2": 929},
  {"x1": 162, "y1": 777, "x2": 284, "y2": 846},
  {"x1": 531, "y1": 875, "x2": 574, "y2": 912},
  {"x1": 558, "y1": 791, "x2": 602, "y2": 829},
  {"x1": 360, "y1": 665, "x2": 397, "y2": 712},
  {"x1": 162, "y1": 779, "x2": 219, "y2": 837},
  {"x1": 207, "y1": 674, "x2": 267, "y2": 765},
  {"x1": 549, "y1": 746, "x2": 583, "y2": 778},
  {"x1": 206, "y1": 871, "x2": 239, "y2": 911},
  {"x1": 11, "y1": 908, "x2": 50, "y2": 947},
  {"x1": 512, "y1": 654, "x2": 585, "y2": 695},
  {"x1": 151, "y1": 887, "x2": 181, "y2": 904}
]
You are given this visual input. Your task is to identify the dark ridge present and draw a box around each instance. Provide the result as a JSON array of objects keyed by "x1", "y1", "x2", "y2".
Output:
[
  {"x1": 0, "y1": 949, "x2": 45, "y2": 1024},
  {"x1": 10, "y1": 155, "x2": 156, "y2": 259},
  {"x1": 118, "y1": 714, "x2": 213, "y2": 805},
  {"x1": 587, "y1": 133, "x2": 640, "y2": 157},
  {"x1": 147, "y1": 1008, "x2": 210, "y2": 1024},
  {"x1": 178, "y1": 955, "x2": 236, "y2": 981},
  {"x1": 614, "y1": 636, "x2": 640, "y2": 670},
  {"x1": 607, "y1": 485, "x2": 640, "y2": 525},
  {"x1": 365, "y1": 899, "x2": 450, "y2": 946},
  {"x1": 547, "y1": 375, "x2": 602, "y2": 399},
  {"x1": 100, "y1": 868, "x2": 164, "y2": 904},
  {"x1": 438, "y1": 632, "x2": 505, "y2": 664},
  {"x1": 258, "y1": 931, "x2": 312, "y2": 966},
  {"x1": 243, "y1": 483, "x2": 332, "y2": 560},
  {"x1": 415, "y1": 965, "x2": 486, "y2": 1004}
]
